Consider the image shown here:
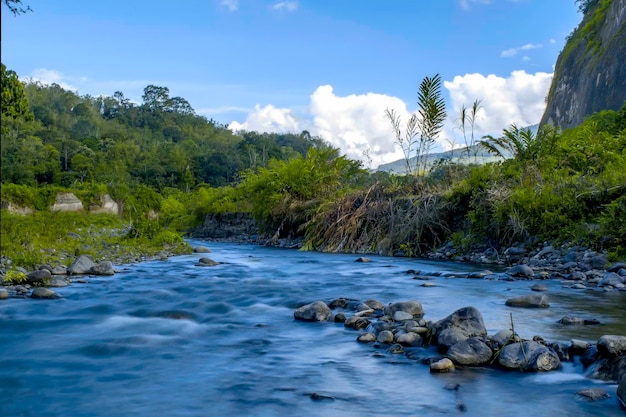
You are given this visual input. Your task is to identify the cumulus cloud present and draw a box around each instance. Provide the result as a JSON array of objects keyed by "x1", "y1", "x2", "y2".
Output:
[
  {"x1": 228, "y1": 86, "x2": 407, "y2": 168},
  {"x1": 271, "y1": 1, "x2": 298, "y2": 11},
  {"x1": 220, "y1": 0, "x2": 238, "y2": 12},
  {"x1": 229, "y1": 104, "x2": 302, "y2": 133},
  {"x1": 25, "y1": 68, "x2": 78, "y2": 91},
  {"x1": 228, "y1": 70, "x2": 553, "y2": 168},
  {"x1": 501, "y1": 43, "x2": 542, "y2": 58},
  {"x1": 444, "y1": 70, "x2": 552, "y2": 136}
]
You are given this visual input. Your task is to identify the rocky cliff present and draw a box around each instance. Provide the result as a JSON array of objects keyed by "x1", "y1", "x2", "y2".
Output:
[{"x1": 541, "y1": 0, "x2": 626, "y2": 129}]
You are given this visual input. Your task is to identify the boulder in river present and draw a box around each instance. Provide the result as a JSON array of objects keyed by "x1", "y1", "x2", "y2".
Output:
[
  {"x1": 597, "y1": 335, "x2": 626, "y2": 358},
  {"x1": 0, "y1": 289, "x2": 8, "y2": 299},
  {"x1": 90, "y1": 261, "x2": 115, "y2": 276},
  {"x1": 196, "y1": 257, "x2": 218, "y2": 267},
  {"x1": 384, "y1": 301, "x2": 424, "y2": 319},
  {"x1": 294, "y1": 301, "x2": 332, "y2": 322},
  {"x1": 193, "y1": 246, "x2": 212, "y2": 253},
  {"x1": 30, "y1": 287, "x2": 59, "y2": 299},
  {"x1": 506, "y1": 264, "x2": 534, "y2": 278},
  {"x1": 447, "y1": 337, "x2": 493, "y2": 366},
  {"x1": 430, "y1": 358, "x2": 455, "y2": 373},
  {"x1": 431, "y1": 307, "x2": 488, "y2": 353},
  {"x1": 505, "y1": 294, "x2": 549, "y2": 308},
  {"x1": 598, "y1": 272, "x2": 624, "y2": 288},
  {"x1": 498, "y1": 341, "x2": 560, "y2": 371},
  {"x1": 618, "y1": 377, "x2": 626, "y2": 410},
  {"x1": 576, "y1": 388, "x2": 610, "y2": 401}
]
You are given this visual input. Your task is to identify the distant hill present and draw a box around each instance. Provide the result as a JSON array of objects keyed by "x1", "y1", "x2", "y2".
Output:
[{"x1": 375, "y1": 124, "x2": 538, "y2": 174}]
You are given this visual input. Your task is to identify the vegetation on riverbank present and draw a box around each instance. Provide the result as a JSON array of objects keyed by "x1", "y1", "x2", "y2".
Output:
[{"x1": 1, "y1": 61, "x2": 625, "y2": 270}]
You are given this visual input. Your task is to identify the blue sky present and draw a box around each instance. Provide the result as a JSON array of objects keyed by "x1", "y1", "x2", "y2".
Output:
[{"x1": 1, "y1": 0, "x2": 582, "y2": 167}]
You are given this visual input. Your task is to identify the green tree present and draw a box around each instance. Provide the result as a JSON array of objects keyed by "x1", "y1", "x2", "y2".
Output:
[
  {"x1": 2, "y1": 0, "x2": 31, "y2": 15},
  {"x1": 1, "y1": 64, "x2": 33, "y2": 124}
]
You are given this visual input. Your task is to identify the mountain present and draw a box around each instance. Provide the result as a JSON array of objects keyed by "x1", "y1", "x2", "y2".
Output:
[{"x1": 541, "y1": 0, "x2": 626, "y2": 129}]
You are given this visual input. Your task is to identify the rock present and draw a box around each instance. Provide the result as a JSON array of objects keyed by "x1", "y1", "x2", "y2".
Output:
[
  {"x1": 437, "y1": 328, "x2": 468, "y2": 352},
  {"x1": 30, "y1": 287, "x2": 59, "y2": 299},
  {"x1": 491, "y1": 329, "x2": 517, "y2": 348},
  {"x1": 329, "y1": 298, "x2": 349, "y2": 309},
  {"x1": 294, "y1": 300, "x2": 332, "y2": 322},
  {"x1": 533, "y1": 245, "x2": 556, "y2": 259},
  {"x1": 559, "y1": 316, "x2": 584, "y2": 325},
  {"x1": 393, "y1": 311, "x2": 414, "y2": 321},
  {"x1": 387, "y1": 343, "x2": 404, "y2": 354},
  {"x1": 90, "y1": 261, "x2": 115, "y2": 276},
  {"x1": 68, "y1": 255, "x2": 96, "y2": 275},
  {"x1": 377, "y1": 330, "x2": 394, "y2": 343},
  {"x1": 50, "y1": 192, "x2": 84, "y2": 212},
  {"x1": 430, "y1": 358, "x2": 455, "y2": 373},
  {"x1": 47, "y1": 277, "x2": 69, "y2": 287},
  {"x1": 51, "y1": 265, "x2": 68, "y2": 275},
  {"x1": 597, "y1": 335, "x2": 626, "y2": 358},
  {"x1": 569, "y1": 339, "x2": 590, "y2": 355},
  {"x1": 618, "y1": 377, "x2": 626, "y2": 410},
  {"x1": 384, "y1": 301, "x2": 424, "y2": 319},
  {"x1": 309, "y1": 392, "x2": 335, "y2": 401},
  {"x1": 362, "y1": 299, "x2": 385, "y2": 310},
  {"x1": 395, "y1": 332, "x2": 422, "y2": 347},
  {"x1": 576, "y1": 388, "x2": 610, "y2": 401},
  {"x1": 608, "y1": 262, "x2": 626, "y2": 273},
  {"x1": 498, "y1": 341, "x2": 560, "y2": 371},
  {"x1": 25, "y1": 269, "x2": 51, "y2": 285},
  {"x1": 468, "y1": 270, "x2": 492, "y2": 279},
  {"x1": 447, "y1": 337, "x2": 493, "y2": 366},
  {"x1": 196, "y1": 257, "x2": 219, "y2": 266},
  {"x1": 432, "y1": 307, "x2": 487, "y2": 348},
  {"x1": 344, "y1": 316, "x2": 370, "y2": 330},
  {"x1": 421, "y1": 282, "x2": 436, "y2": 287},
  {"x1": 598, "y1": 272, "x2": 624, "y2": 287},
  {"x1": 566, "y1": 271, "x2": 586, "y2": 281},
  {"x1": 193, "y1": 245, "x2": 212, "y2": 253},
  {"x1": 355, "y1": 257, "x2": 370, "y2": 263},
  {"x1": 505, "y1": 294, "x2": 549, "y2": 308},
  {"x1": 357, "y1": 332, "x2": 376, "y2": 343},
  {"x1": 531, "y1": 284, "x2": 548, "y2": 292},
  {"x1": 506, "y1": 264, "x2": 534, "y2": 278},
  {"x1": 587, "y1": 356, "x2": 626, "y2": 381},
  {"x1": 588, "y1": 255, "x2": 609, "y2": 270},
  {"x1": 334, "y1": 312, "x2": 346, "y2": 323},
  {"x1": 0, "y1": 289, "x2": 8, "y2": 299}
]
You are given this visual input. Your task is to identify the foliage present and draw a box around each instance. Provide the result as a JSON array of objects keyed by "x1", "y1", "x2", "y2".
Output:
[
  {"x1": 385, "y1": 74, "x2": 447, "y2": 183},
  {"x1": 2, "y1": 269, "x2": 26, "y2": 284},
  {"x1": 1, "y1": 0, "x2": 31, "y2": 16},
  {"x1": 1, "y1": 64, "x2": 34, "y2": 128}
]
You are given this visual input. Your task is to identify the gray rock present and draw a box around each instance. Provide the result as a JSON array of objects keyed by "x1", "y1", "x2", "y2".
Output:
[
  {"x1": 25, "y1": 269, "x2": 51, "y2": 285},
  {"x1": 506, "y1": 264, "x2": 534, "y2": 278},
  {"x1": 30, "y1": 287, "x2": 59, "y2": 299},
  {"x1": 376, "y1": 330, "x2": 394, "y2": 343},
  {"x1": 90, "y1": 261, "x2": 115, "y2": 276},
  {"x1": 618, "y1": 377, "x2": 626, "y2": 410},
  {"x1": 491, "y1": 329, "x2": 517, "y2": 348},
  {"x1": 566, "y1": 271, "x2": 586, "y2": 281},
  {"x1": 533, "y1": 245, "x2": 556, "y2": 259},
  {"x1": 598, "y1": 272, "x2": 624, "y2": 287},
  {"x1": 196, "y1": 257, "x2": 218, "y2": 267},
  {"x1": 393, "y1": 311, "x2": 414, "y2": 321},
  {"x1": 468, "y1": 270, "x2": 492, "y2": 279},
  {"x1": 68, "y1": 255, "x2": 96, "y2": 275},
  {"x1": 0, "y1": 289, "x2": 8, "y2": 299},
  {"x1": 193, "y1": 245, "x2": 211, "y2": 253},
  {"x1": 505, "y1": 294, "x2": 549, "y2": 308},
  {"x1": 344, "y1": 315, "x2": 370, "y2": 330},
  {"x1": 432, "y1": 306, "x2": 487, "y2": 345},
  {"x1": 498, "y1": 341, "x2": 560, "y2": 371},
  {"x1": 357, "y1": 332, "x2": 376, "y2": 343},
  {"x1": 588, "y1": 255, "x2": 609, "y2": 270},
  {"x1": 437, "y1": 327, "x2": 468, "y2": 352},
  {"x1": 597, "y1": 335, "x2": 626, "y2": 358},
  {"x1": 559, "y1": 316, "x2": 584, "y2": 325},
  {"x1": 294, "y1": 300, "x2": 332, "y2": 322},
  {"x1": 334, "y1": 312, "x2": 346, "y2": 323},
  {"x1": 395, "y1": 332, "x2": 422, "y2": 347},
  {"x1": 430, "y1": 358, "x2": 455, "y2": 373},
  {"x1": 355, "y1": 257, "x2": 370, "y2": 263},
  {"x1": 51, "y1": 265, "x2": 68, "y2": 275},
  {"x1": 608, "y1": 262, "x2": 626, "y2": 273},
  {"x1": 362, "y1": 299, "x2": 385, "y2": 310},
  {"x1": 447, "y1": 337, "x2": 493, "y2": 366},
  {"x1": 47, "y1": 277, "x2": 69, "y2": 287},
  {"x1": 576, "y1": 388, "x2": 610, "y2": 401},
  {"x1": 384, "y1": 301, "x2": 424, "y2": 319},
  {"x1": 531, "y1": 284, "x2": 548, "y2": 292}
]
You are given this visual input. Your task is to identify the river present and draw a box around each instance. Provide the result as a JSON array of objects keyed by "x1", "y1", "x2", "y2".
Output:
[{"x1": 1, "y1": 241, "x2": 624, "y2": 416}]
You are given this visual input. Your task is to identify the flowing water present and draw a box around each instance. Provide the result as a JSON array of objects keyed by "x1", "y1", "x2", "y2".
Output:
[{"x1": 1, "y1": 241, "x2": 625, "y2": 417}]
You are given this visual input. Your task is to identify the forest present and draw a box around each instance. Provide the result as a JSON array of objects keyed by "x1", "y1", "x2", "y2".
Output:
[{"x1": 1, "y1": 60, "x2": 625, "y2": 269}]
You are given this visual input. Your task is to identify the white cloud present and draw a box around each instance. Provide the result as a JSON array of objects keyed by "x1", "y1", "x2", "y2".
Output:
[
  {"x1": 444, "y1": 70, "x2": 553, "y2": 136},
  {"x1": 271, "y1": 1, "x2": 298, "y2": 11},
  {"x1": 501, "y1": 43, "x2": 542, "y2": 58},
  {"x1": 459, "y1": 0, "x2": 493, "y2": 10},
  {"x1": 24, "y1": 68, "x2": 78, "y2": 92},
  {"x1": 220, "y1": 0, "x2": 238, "y2": 12},
  {"x1": 228, "y1": 70, "x2": 553, "y2": 168},
  {"x1": 229, "y1": 104, "x2": 301, "y2": 133},
  {"x1": 197, "y1": 105, "x2": 250, "y2": 115}
]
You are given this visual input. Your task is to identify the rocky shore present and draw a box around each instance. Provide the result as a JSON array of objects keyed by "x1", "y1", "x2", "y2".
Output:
[{"x1": 294, "y1": 298, "x2": 626, "y2": 410}]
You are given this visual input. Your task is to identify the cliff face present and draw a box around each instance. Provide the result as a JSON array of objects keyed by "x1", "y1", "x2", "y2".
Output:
[{"x1": 541, "y1": 0, "x2": 626, "y2": 129}]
